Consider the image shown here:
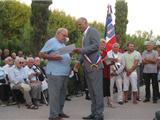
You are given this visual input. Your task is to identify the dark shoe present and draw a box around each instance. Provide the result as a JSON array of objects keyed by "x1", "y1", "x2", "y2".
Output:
[
  {"x1": 118, "y1": 101, "x2": 123, "y2": 105},
  {"x1": 137, "y1": 98, "x2": 142, "y2": 101},
  {"x1": 59, "y1": 113, "x2": 69, "y2": 118},
  {"x1": 27, "y1": 104, "x2": 38, "y2": 110},
  {"x1": 65, "y1": 97, "x2": 71, "y2": 101},
  {"x1": 82, "y1": 114, "x2": 95, "y2": 119},
  {"x1": 128, "y1": 97, "x2": 131, "y2": 100},
  {"x1": 49, "y1": 117, "x2": 63, "y2": 120},
  {"x1": 153, "y1": 100, "x2": 157, "y2": 104},
  {"x1": 85, "y1": 96, "x2": 91, "y2": 100},
  {"x1": 143, "y1": 99, "x2": 150, "y2": 103},
  {"x1": 93, "y1": 116, "x2": 104, "y2": 120}
]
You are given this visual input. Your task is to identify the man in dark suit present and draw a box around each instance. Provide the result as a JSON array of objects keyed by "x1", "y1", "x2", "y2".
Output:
[{"x1": 74, "y1": 17, "x2": 104, "y2": 120}]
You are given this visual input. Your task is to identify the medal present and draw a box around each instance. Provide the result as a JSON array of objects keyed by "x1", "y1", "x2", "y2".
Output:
[
  {"x1": 90, "y1": 64, "x2": 98, "y2": 70},
  {"x1": 84, "y1": 54, "x2": 102, "y2": 70}
]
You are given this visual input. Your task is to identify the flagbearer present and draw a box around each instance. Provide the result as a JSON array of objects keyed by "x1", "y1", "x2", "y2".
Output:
[{"x1": 74, "y1": 17, "x2": 104, "y2": 120}]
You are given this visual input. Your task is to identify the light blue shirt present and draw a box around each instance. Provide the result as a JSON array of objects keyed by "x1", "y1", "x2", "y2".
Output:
[
  {"x1": 8, "y1": 66, "x2": 28, "y2": 86},
  {"x1": 40, "y1": 37, "x2": 71, "y2": 76}
]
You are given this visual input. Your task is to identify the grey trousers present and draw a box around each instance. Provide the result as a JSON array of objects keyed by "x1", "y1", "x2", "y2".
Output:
[
  {"x1": 47, "y1": 75, "x2": 68, "y2": 118},
  {"x1": 30, "y1": 82, "x2": 42, "y2": 100},
  {"x1": 85, "y1": 69, "x2": 104, "y2": 117}
]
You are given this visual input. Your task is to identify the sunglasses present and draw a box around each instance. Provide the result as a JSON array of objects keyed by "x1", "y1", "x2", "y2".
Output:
[{"x1": 19, "y1": 62, "x2": 24, "y2": 64}]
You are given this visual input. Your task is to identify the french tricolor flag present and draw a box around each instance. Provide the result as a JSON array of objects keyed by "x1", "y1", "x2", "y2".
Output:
[{"x1": 104, "y1": 4, "x2": 116, "y2": 52}]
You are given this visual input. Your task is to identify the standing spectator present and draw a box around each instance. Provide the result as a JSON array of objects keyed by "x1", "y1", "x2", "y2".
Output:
[
  {"x1": 100, "y1": 39, "x2": 112, "y2": 107},
  {"x1": 142, "y1": 41, "x2": 159, "y2": 103},
  {"x1": 156, "y1": 41, "x2": 160, "y2": 82},
  {"x1": 74, "y1": 17, "x2": 104, "y2": 120},
  {"x1": 156, "y1": 42, "x2": 160, "y2": 98},
  {"x1": 39, "y1": 28, "x2": 71, "y2": 120},
  {"x1": 107, "y1": 43, "x2": 124, "y2": 105},
  {"x1": 123, "y1": 42, "x2": 139, "y2": 104},
  {"x1": 135, "y1": 50, "x2": 142, "y2": 101}
]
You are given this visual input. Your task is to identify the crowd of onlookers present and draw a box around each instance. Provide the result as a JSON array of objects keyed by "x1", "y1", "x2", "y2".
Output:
[
  {"x1": 100, "y1": 40, "x2": 160, "y2": 107},
  {"x1": 0, "y1": 40, "x2": 160, "y2": 110}
]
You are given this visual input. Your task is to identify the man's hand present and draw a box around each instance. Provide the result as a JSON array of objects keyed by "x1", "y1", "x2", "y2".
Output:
[
  {"x1": 73, "y1": 48, "x2": 81, "y2": 54},
  {"x1": 39, "y1": 52, "x2": 62, "y2": 60},
  {"x1": 50, "y1": 53, "x2": 63, "y2": 60},
  {"x1": 73, "y1": 63, "x2": 80, "y2": 72},
  {"x1": 112, "y1": 58, "x2": 118, "y2": 62},
  {"x1": 126, "y1": 69, "x2": 132, "y2": 76},
  {"x1": 28, "y1": 73, "x2": 35, "y2": 80}
]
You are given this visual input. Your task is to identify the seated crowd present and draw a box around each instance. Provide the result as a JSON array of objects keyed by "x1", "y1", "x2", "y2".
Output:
[{"x1": 0, "y1": 51, "x2": 47, "y2": 110}]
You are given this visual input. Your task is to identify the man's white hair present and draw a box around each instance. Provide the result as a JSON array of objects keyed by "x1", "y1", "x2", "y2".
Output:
[
  {"x1": 112, "y1": 43, "x2": 120, "y2": 48},
  {"x1": 56, "y1": 28, "x2": 68, "y2": 35},
  {"x1": 15, "y1": 57, "x2": 24, "y2": 64},
  {"x1": 26, "y1": 57, "x2": 34, "y2": 62}
]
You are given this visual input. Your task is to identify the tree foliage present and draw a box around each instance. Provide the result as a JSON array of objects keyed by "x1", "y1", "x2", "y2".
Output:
[
  {"x1": 125, "y1": 31, "x2": 153, "y2": 52},
  {"x1": 0, "y1": 0, "x2": 32, "y2": 53},
  {"x1": 115, "y1": 0, "x2": 128, "y2": 48},
  {"x1": 90, "y1": 21, "x2": 105, "y2": 38},
  {"x1": 47, "y1": 10, "x2": 81, "y2": 46}
]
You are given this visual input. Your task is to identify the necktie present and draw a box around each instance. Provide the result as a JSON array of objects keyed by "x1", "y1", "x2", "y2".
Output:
[{"x1": 82, "y1": 34, "x2": 85, "y2": 48}]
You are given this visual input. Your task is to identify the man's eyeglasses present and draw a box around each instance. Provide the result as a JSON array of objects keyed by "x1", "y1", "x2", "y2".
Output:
[{"x1": 60, "y1": 32, "x2": 68, "y2": 37}]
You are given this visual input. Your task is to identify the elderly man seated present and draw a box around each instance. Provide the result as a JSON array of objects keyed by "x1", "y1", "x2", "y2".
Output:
[
  {"x1": 8, "y1": 57, "x2": 38, "y2": 109},
  {"x1": 3, "y1": 57, "x2": 14, "y2": 77},
  {"x1": 24, "y1": 57, "x2": 42, "y2": 107},
  {"x1": 0, "y1": 66, "x2": 11, "y2": 106}
]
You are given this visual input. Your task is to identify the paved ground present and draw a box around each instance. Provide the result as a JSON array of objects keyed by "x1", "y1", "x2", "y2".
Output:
[{"x1": 0, "y1": 86, "x2": 160, "y2": 120}]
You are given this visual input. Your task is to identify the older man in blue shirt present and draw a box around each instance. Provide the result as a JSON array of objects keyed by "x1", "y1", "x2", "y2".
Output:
[{"x1": 39, "y1": 28, "x2": 71, "y2": 120}]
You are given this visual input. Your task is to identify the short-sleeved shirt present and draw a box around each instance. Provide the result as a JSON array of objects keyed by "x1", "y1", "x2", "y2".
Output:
[
  {"x1": 142, "y1": 50, "x2": 158, "y2": 73},
  {"x1": 40, "y1": 37, "x2": 71, "y2": 76},
  {"x1": 135, "y1": 50, "x2": 142, "y2": 65},
  {"x1": 107, "y1": 50, "x2": 123, "y2": 73},
  {"x1": 123, "y1": 50, "x2": 139, "y2": 70}
]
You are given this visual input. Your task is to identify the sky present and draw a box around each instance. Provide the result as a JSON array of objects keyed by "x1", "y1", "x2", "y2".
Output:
[{"x1": 20, "y1": 0, "x2": 160, "y2": 36}]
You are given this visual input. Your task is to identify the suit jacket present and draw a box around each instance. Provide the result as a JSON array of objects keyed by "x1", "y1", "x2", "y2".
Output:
[{"x1": 79, "y1": 27, "x2": 103, "y2": 73}]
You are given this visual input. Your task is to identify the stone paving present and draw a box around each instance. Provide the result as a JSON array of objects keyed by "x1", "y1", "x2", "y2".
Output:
[{"x1": 0, "y1": 86, "x2": 160, "y2": 120}]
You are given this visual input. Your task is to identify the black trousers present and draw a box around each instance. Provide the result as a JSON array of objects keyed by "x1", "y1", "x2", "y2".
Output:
[
  {"x1": 143, "y1": 73, "x2": 159, "y2": 100},
  {"x1": 103, "y1": 78, "x2": 110, "y2": 97},
  {"x1": 0, "y1": 84, "x2": 11, "y2": 101}
]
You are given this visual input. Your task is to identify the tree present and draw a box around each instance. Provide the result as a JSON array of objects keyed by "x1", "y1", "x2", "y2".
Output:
[
  {"x1": 115, "y1": 0, "x2": 128, "y2": 48},
  {"x1": 47, "y1": 10, "x2": 81, "y2": 46},
  {"x1": 31, "y1": 0, "x2": 52, "y2": 54},
  {"x1": 0, "y1": 0, "x2": 32, "y2": 53},
  {"x1": 90, "y1": 21, "x2": 105, "y2": 38}
]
